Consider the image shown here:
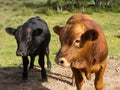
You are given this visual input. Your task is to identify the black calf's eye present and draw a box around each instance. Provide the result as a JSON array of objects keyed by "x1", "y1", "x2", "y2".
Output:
[{"x1": 27, "y1": 37, "x2": 31, "y2": 42}]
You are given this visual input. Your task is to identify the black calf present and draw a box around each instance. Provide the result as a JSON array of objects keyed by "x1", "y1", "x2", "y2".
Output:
[{"x1": 6, "y1": 16, "x2": 51, "y2": 82}]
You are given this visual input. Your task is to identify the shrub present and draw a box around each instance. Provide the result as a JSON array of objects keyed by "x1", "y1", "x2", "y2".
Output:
[
  {"x1": 42, "y1": 7, "x2": 54, "y2": 16},
  {"x1": 83, "y1": 8, "x2": 94, "y2": 15},
  {"x1": 16, "y1": 7, "x2": 34, "y2": 16}
]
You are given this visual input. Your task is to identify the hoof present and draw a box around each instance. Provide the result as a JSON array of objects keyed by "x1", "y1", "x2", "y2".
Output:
[
  {"x1": 29, "y1": 66, "x2": 34, "y2": 71},
  {"x1": 41, "y1": 78, "x2": 48, "y2": 82},
  {"x1": 29, "y1": 68, "x2": 33, "y2": 71},
  {"x1": 71, "y1": 82, "x2": 76, "y2": 86},
  {"x1": 47, "y1": 62, "x2": 51, "y2": 70},
  {"x1": 86, "y1": 73, "x2": 91, "y2": 80},
  {"x1": 22, "y1": 77, "x2": 28, "y2": 83}
]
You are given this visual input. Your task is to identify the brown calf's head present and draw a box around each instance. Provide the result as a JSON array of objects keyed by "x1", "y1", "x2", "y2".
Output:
[{"x1": 53, "y1": 22, "x2": 98, "y2": 68}]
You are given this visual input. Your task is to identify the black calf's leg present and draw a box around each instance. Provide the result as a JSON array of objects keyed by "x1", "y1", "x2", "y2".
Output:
[
  {"x1": 45, "y1": 47, "x2": 51, "y2": 69},
  {"x1": 39, "y1": 51, "x2": 47, "y2": 82},
  {"x1": 22, "y1": 56, "x2": 29, "y2": 81},
  {"x1": 29, "y1": 56, "x2": 35, "y2": 70}
]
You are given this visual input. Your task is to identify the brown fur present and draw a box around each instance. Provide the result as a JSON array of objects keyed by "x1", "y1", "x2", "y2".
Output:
[{"x1": 53, "y1": 13, "x2": 108, "y2": 90}]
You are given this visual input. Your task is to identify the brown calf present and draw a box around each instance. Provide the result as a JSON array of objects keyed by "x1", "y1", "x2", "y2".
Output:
[{"x1": 53, "y1": 14, "x2": 108, "y2": 90}]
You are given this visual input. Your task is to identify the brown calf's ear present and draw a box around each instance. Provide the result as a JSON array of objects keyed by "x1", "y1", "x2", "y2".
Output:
[
  {"x1": 53, "y1": 25, "x2": 63, "y2": 35},
  {"x1": 80, "y1": 29, "x2": 98, "y2": 47},
  {"x1": 81, "y1": 29, "x2": 98, "y2": 41}
]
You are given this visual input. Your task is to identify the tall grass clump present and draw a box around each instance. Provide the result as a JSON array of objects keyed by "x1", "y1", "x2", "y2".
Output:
[
  {"x1": 40, "y1": 7, "x2": 55, "y2": 16},
  {"x1": 18, "y1": 7, "x2": 34, "y2": 16}
]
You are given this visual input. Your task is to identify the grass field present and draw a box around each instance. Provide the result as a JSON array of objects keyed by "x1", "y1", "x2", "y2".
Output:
[{"x1": 0, "y1": 1, "x2": 120, "y2": 67}]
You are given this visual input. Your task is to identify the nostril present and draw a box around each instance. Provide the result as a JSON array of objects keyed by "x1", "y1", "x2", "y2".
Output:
[
  {"x1": 16, "y1": 52, "x2": 20, "y2": 56},
  {"x1": 21, "y1": 52, "x2": 25, "y2": 56},
  {"x1": 16, "y1": 50, "x2": 26, "y2": 56},
  {"x1": 59, "y1": 60, "x2": 64, "y2": 64},
  {"x1": 56, "y1": 58, "x2": 70, "y2": 67},
  {"x1": 16, "y1": 51, "x2": 21, "y2": 56}
]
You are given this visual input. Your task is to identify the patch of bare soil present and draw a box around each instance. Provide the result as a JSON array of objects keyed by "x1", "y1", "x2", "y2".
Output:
[{"x1": 0, "y1": 59, "x2": 120, "y2": 90}]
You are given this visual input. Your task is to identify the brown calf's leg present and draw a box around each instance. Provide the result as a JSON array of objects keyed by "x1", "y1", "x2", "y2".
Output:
[
  {"x1": 72, "y1": 73, "x2": 75, "y2": 86},
  {"x1": 94, "y1": 61, "x2": 106, "y2": 90},
  {"x1": 71, "y1": 68, "x2": 84, "y2": 90}
]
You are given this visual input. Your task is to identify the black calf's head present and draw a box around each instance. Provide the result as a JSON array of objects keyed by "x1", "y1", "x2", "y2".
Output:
[{"x1": 6, "y1": 26, "x2": 42, "y2": 56}]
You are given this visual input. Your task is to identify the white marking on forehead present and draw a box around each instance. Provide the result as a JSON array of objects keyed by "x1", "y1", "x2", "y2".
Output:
[
  {"x1": 26, "y1": 27, "x2": 32, "y2": 32},
  {"x1": 69, "y1": 23, "x2": 86, "y2": 39},
  {"x1": 72, "y1": 23, "x2": 85, "y2": 33}
]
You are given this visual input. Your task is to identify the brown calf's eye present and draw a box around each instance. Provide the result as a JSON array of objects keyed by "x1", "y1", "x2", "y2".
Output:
[
  {"x1": 75, "y1": 40, "x2": 80, "y2": 43},
  {"x1": 74, "y1": 40, "x2": 81, "y2": 48}
]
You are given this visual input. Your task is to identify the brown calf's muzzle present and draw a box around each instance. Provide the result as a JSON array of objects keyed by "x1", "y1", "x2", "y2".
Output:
[
  {"x1": 55, "y1": 57, "x2": 71, "y2": 67},
  {"x1": 55, "y1": 50, "x2": 71, "y2": 67}
]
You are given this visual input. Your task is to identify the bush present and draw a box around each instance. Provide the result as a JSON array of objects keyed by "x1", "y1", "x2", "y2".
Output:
[
  {"x1": 83, "y1": 8, "x2": 94, "y2": 15},
  {"x1": 16, "y1": 7, "x2": 34, "y2": 16},
  {"x1": 42, "y1": 7, "x2": 54, "y2": 16},
  {"x1": 0, "y1": 0, "x2": 19, "y2": 6},
  {"x1": 61, "y1": 10, "x2": 70, "y2": 15},
  {"x1": 24, "y1": 0, "x2": 47, "y2": 6}
]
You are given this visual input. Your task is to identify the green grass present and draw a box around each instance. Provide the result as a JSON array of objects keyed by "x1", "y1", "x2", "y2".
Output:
[
  {"x1": 91, "y1": 13, "x2": 120, "y2": 59},
  {"x1": 0, "y1": 1, "x2": 120, "y2": 67}
]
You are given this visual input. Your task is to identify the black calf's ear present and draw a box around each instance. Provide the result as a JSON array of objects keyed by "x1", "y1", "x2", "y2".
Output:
[
  {"x1": 5, "y1": 27, "x2": 16, "y2": 36},
  {"x1": 33, "y1": 28, "x2": 43, "y2": 36}
]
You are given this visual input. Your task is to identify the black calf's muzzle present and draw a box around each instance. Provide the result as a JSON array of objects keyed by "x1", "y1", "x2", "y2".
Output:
[{"x1": 16, "y1": 50, "x2": 27, "y2": 56}]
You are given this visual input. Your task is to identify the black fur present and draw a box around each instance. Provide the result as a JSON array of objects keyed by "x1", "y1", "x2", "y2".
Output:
[{"x1": 6, "y1": 16, "x2": 51, "y2": 82}]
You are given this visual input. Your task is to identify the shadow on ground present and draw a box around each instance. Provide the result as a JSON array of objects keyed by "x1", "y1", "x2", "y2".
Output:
[
  {"x1": 0, "y1": 59, "x2": 120, "y2": 90},
  {"x1": 0, "y1": 65, "x2": 72, "y2": 90},
  {"x1": 0, "y1": 66, "x2": 50, "y2": 90}
]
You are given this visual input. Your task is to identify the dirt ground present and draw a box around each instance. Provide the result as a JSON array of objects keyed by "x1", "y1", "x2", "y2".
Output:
[{"x1": 0, "y1": 58, "x2": 120, "y2": 90}]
